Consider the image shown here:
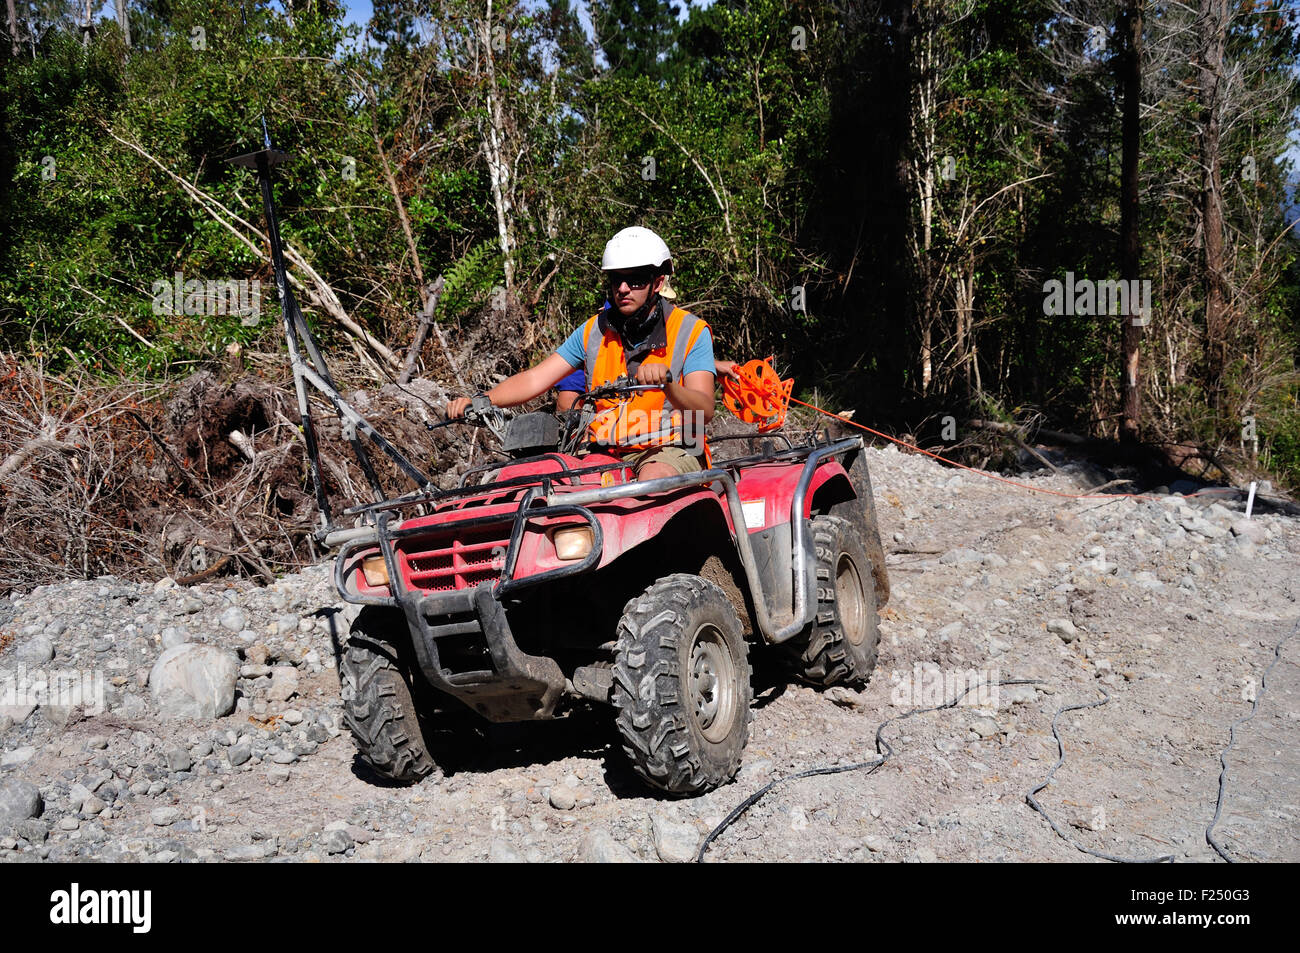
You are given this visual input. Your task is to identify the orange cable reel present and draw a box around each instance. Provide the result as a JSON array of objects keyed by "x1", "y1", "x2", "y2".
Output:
[{"x1": 723, "y1": 356, "x2": 793, "y2": 432}]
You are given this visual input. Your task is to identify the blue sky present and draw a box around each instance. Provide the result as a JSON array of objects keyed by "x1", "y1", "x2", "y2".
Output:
[{"x1": 343, "y1": 0, "x2": 372, "y2": 30}]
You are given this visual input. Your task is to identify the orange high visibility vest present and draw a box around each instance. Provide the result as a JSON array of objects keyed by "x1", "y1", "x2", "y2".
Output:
[{"x1": 579, "y1": 304, "x2": 711, "y2": 460}]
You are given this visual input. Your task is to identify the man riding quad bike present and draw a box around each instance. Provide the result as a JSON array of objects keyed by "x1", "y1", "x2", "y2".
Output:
[{"x1": 332, "y1": 228, "x2": 890, "y2": 795}]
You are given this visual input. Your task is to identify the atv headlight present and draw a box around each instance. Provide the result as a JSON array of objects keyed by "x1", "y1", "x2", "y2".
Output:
[
  {"x1": 550, "y1": 525, "x2": 594, "y2": 561},
  {"x1": 360, "y1": 554, "x2": 390, "y2": 587}
]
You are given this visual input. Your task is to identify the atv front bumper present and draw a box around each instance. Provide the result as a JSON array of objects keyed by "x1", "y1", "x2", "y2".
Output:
[{"x1": 332, "y1": 498, "x2": 600, "y2": 722}]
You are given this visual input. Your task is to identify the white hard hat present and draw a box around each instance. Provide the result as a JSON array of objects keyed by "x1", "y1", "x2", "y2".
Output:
[{"x1": 601, "y1": 226, "x2": 673, "y2": 274}]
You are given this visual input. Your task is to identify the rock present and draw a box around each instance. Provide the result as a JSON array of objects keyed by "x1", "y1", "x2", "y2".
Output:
[
  {"x1": 488, "y1": 840, "x2": 525, "y2": 863},
  {"x1": 277, "y1": 614, "x2": 299, "y2": 636},
  {"x1": 150, "y1": 807, "x2": 182, "y2": 826},
  {"x1": 266, "y1": 666, "x2": 299, "y2": 703},
  {"x1": 218, "y1": 606, "x2": 247, "y2": 633},
  {"x1": 0, "y1": 778, "x2": 43, "y2": 825},
  {"x1": 823, "y1": 686, "x2": 864, "y2": 708},
  {"x1": 651, "y1": 815, "x2": 701, "y2": 863},
  {"x1": 16, "y1": 818, "x2": 49, "y2": 843},
  {"x1": 908, "y1": 846, "x2": 939, "y2": 863},
  {"x1": 163, "y1": 747, "x2": 192, "y2": 773},
  {"x1": 16, "y1": 635, "x2": 55, "y2": 665},
  {"x1": 322, "y1": 829, "x2": 353, "y2": 855},
  {"x1": 1, "y1": 746, "x2": 36, "y2": 767},
  {"x1": 1002, "y1": 685, "x2": 1037, "y2": 706},
  {"x1": 1181, "y1": 516, "x2": 1227, "y2": 539},
  {"x1": 223, "y1": 844, "x2": 274, "y2": 861},
  {"x1": 227, "y1": 742, "x2": 252, "y2": 767},
  {"x1": 939, "y1": 548, "x2": 985, "y2": 567},
  {"x1": 1046, "y1": 618, "x2": 1078, "y2": 642},
  {"x1": 987, "y1": 637, "x2": 1012, "y2": 657},
  {"x1": 969, "y1": 716, "x2": 1000, "y2": 738},
  {"x1": 68, "y1": 783, "x2": 93, "y2": 811},
  {"x1": 245, "y1": 644, "x2": 270, "y2": 666},
  {"x1": 42, "y1": 705, "x2": 75, "y2": 732},
  {"x1": 0, "y1": 705, "x2": 34, "y2": 728},
  {"x1": 149, "y1": 645, "x2": 239, "y2": 720},
  {"x1": 937, "y1": 621, "x2": 963, "y2": 640},
  {"x1": 266, "y1": 766, "x2": 291, "y2": 785},
  {"x1": 581, "y1": 829, "x2": 639, "y2": 863},
  {"x1": 548, "y1": 786, "x2": 577, "y2": 811},
  {"x1": 160, "y1": 627, "x2": 188, "y2": 650},
  {"x1": 1070, "y1": 809, "x2": 1106, "y2": 832},
  {"x1": 59, "y1": 817, "x2": 80, "y2": 831},
  {"x1": 82, "y1": 796, "x2": 106, "y2": 816},
  {"x1": 281, "y1": 709, "x2": 303, "y2": 725},
  {"x1": 1230, "y1": 519, "x2": 1267, "y2": 544}
]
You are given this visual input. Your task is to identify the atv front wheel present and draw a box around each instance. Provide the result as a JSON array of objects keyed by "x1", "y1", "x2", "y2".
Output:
[
  {"x1": 784, "y1": 515, "x2": 881, "y2": 688},
  {"x1": 340, "y1": 608, "x2": 436, "y2": 784},
  {"x1": 612, "y1": 574, "x2": 752, "y2": 796}
]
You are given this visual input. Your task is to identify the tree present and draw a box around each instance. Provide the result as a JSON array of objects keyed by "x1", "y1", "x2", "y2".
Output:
[
  {"x1": 1118, "y1": 0, "x2": 1142, "y2": 442},
  {"x1": 591, "y1": 0, "x2": 680, "y2": 78}
]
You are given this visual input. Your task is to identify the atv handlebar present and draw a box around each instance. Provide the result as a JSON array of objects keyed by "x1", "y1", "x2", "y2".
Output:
[
  {"x1": 428, "y1": 397, "x2": 507, "y2": 440},
  {"x1": 578, "y1": 373, "x2": 674, "y2": 403}
]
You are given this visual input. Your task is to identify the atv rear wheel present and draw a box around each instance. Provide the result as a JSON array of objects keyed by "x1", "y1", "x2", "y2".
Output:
[
  {"x1": 340, "y1": 608, "x2": 436, "y2": 784},
  {"x1": 612, "y1": 574, "x2": 752, "y2": 796},
  {"x1": 784, "y1": 515, "x2": 881, "y2": 689}
]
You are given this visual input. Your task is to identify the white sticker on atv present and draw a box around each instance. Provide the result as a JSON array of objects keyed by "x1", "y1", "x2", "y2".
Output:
[{"x1": 741, "y1": 498, "x2": 766, "y2": 529}]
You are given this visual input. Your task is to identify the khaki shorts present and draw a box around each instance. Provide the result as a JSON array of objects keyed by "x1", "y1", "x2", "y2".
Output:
[{"x1": 624, "y1": 446, "x2": 704, "y2": 476}]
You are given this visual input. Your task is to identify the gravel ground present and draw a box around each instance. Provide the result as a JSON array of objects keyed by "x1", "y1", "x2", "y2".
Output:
[{"x1": 1, "y1": 444, "x2": 1297, "y2": 863}]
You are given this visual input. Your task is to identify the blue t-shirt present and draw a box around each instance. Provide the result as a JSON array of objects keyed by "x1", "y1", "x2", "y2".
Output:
[
  {"x1": 554, "y1": 311, "x2": 714, "y2": 381},
  {"x1": 556, "y1": 368, "x2": 586, "y2": 393}
]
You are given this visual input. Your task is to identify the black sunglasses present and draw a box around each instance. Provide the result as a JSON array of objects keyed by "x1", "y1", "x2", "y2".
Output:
[{"x1": 606, "y1": 269, "x2": 658, "y2": 290}]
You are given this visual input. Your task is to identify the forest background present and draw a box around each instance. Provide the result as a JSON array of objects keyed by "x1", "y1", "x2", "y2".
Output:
[{"x1": 0, "y1": 0, "x2": 1297, "y2": 586}]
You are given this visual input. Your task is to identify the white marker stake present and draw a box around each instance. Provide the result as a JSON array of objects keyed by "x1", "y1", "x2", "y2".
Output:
[{"x1": 1245, "y1": 480, "x2": 1257, "y2": 519}]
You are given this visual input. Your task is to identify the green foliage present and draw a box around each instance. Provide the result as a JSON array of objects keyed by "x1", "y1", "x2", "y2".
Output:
[
  {"x1": 440, "y1": 239, "x2": 504, "y2": 317},
  {"x1": 591, "y1": 0, "x2": 681, "y2": 79},
  {"x1": 0, "y1": 0, "x2": 1297, "y2": 490}
]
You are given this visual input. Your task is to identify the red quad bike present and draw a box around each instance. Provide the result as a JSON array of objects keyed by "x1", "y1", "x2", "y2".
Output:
[
  {"x1": 330, "y1": 383, "x2": 892, "y2": 796},
  {"x1": 227, "y1": 142, "x2": 889, "y2": 797}
]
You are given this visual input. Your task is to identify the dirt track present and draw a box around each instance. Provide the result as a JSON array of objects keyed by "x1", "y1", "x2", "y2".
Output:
[{"x1": 2, "y1": 442, "x2": 1297, "y2": 863}]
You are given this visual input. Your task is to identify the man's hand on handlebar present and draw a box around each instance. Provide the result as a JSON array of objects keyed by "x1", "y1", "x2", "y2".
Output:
[
  {"x1": 444, "y1": 393, "x2": 496, "y2": 421},
  {"x1": 635, "y1": 363, "x2": 670, "y2": 387}
]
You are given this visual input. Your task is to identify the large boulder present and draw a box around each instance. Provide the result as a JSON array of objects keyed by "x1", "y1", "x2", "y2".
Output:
[
  {"x1": 149, "y1": 645, "x2": 239, "y2": 720},
  {"x1": 15, "y1": 634, "x2": 55, "y2": 666},
  {"x1": 0, "y1": 778, "x2": 43, "y2": 826}
]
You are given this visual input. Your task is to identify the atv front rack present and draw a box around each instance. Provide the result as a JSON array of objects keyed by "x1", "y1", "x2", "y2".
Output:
[{"x1": 333, "y1": 434, "x2": 863, "y2": 635}]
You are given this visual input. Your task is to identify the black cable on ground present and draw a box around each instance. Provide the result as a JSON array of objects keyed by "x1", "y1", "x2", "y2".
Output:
[
  {"x1": 1205, "y1": 617, "x2": 1300, "y2": 863},
  {"x1": 695, "y1": 676, "x2": 1046, "y2": 862},
  {"x1": 1024, "y1": 687, "x2": 1174, "y2": 863}
]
